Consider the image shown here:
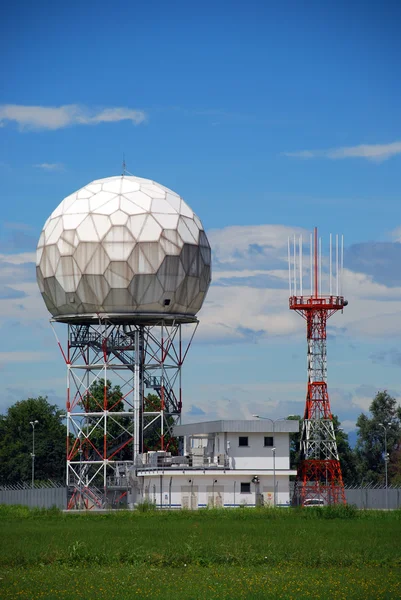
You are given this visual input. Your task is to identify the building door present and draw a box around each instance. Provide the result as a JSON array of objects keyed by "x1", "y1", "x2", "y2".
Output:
[
  {"x1": 207, "y1": 485, "x2": 224, "y2": 507},
  {"x1": 263, "y1": 486, "x2": 274, "y2": 506},
  {"x1": 181, "y1": 485, "x2": 199, "y2": 510}
]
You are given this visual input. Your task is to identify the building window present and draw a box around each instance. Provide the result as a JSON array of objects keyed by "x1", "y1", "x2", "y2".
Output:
[
  {"x1": 239, "y1": 436, "x2": 248, "y2": 447},
  {"x1": 264, "y1": 436, "x2": 273, "y2": 447},
  {"x1": 240, "y1": 482, "x2": 251, "y2": 493}
]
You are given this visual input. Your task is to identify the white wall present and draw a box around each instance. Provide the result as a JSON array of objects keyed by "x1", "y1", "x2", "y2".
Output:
[
  {"x1": 135, "y1": 473, "x2": 291, "y2": 508},
  {"x1": 223, "y1": 432, "x2": 290, "y2": 470}
]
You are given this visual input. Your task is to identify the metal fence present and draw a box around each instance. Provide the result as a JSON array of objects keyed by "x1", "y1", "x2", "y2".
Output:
[
  {"x1": 288, "y1": 482, "x2": 401, "y2": 509},
  {"x1": 1, "y1": 483, "x2": 400, "y2": 511},
  {"x1": 344, "y1": 486, "x2": 401, "y2": 509},
  {"x1": 0, "y1": 482, "x2": 67, "y2": 509}
]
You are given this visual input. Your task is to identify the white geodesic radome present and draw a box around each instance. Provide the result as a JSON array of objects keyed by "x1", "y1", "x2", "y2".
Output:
[{"x1": 36, "y1": 175, "x2": 211, "y2": 319}]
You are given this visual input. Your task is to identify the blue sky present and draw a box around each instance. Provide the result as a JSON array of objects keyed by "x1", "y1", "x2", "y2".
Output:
[{"x1": 1, "y1": 0, "x2": 401, "y2": 436}]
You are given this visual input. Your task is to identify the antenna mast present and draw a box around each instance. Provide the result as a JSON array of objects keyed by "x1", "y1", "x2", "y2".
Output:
[{"x1": 288, "y1": 227, "x2": 347, "y2": 506}]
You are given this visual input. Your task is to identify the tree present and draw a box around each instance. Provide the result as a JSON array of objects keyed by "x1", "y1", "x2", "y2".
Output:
[
  {"x1": 83, "y1": 379, "x2": 124, "y2": 413},
  {"x1": 389, "y1": 444, "x2": 401, "y2": 486},
  {"x1": 143, "y1": 393, "x2": 178, "y2": 452},
  {"x1": 355, "y1": 391, "x2": 401, "y2": 485},
  {"x1": 0, "y1": 397, "x2": 66, "y2": 485},
  {"x1": 80, "y1": 379, "x2": 131, "y2": 461},
  {"x1": 332, "y1": 415, "x2": 358, "y2": 485},
  {"x1": 79, "y1": 382, "x2": 178, "y2": 459},
  {"x1": 287, "y1": 414, "x2": 357, "y2": 484},
  {"x1": 288, "y1": 414, "x2": 302, "y2": 470}
]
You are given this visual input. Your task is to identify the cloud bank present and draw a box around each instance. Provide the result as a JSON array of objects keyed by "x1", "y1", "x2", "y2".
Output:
[
  {"x1": 0, "y1": 104, "x2": 147, "y2": 131},
  {"x1": 34, "y1": 163, "x2": 65, "y2": 171},
  {"x1": 283, "y1": 141, "x2": 401, "y2": 163},
  {"x1": 1, "y1": 222, "x2": 401, "y2": 426}
]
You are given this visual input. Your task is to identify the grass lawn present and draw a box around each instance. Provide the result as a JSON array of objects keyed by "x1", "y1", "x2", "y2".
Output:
[{"x1": 1, "y1": 505, "x2": 400, "y2": 599}]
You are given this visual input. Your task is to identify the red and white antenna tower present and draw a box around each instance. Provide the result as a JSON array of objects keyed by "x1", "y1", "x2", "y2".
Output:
[{"x1": 289, "y1": 227, "x2": 347, "y2": 505}]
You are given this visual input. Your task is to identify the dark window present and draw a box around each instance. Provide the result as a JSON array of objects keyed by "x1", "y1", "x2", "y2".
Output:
[
  {"x1": 264, "y1": 436, "x2": 273, "y2": 447},
  {"x1": 239, "y1": 436, "x2": 248, "y2": 447},
  {"x1": 163, "y1": 299, "x2": 171, "y2": 306},
  {"x1": 241, "y1": 482, "x2": 251, "y2": 493}
]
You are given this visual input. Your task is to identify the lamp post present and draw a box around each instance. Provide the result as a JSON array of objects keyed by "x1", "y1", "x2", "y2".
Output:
[
  {"x1": 252, "y1": 415, "x2": 294, "y2": 507},
  {"x1": 78, "y1": 433, "x2": 83, "y2": 509},
  {"x1": 379, "y1": 422, "x2": 391, "y2": 510},
  {"x1": 272, "y1": 446, "x2": 276, "y2": 506},
  {"x1": 29, "y1": 420, "x2": 39, "y2": 489}
]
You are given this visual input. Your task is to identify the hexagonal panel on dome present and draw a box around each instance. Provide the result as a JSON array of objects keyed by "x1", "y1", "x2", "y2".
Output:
[{"x1": 36, "y1": 174, "x2": 212, "y2": 319}]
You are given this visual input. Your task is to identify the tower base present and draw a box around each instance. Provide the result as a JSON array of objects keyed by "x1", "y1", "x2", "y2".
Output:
[{"x1": 293, "y1": 459, "x2": 345, "y2": 506}]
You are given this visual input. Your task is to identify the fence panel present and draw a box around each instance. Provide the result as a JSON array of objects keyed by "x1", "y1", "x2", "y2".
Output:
[
  {"x1": 345, "y1": 487, "x2": 401, "y2": 509},
  {"x1": 0, "y1": 487, "x2": 67, "y2": 509}
]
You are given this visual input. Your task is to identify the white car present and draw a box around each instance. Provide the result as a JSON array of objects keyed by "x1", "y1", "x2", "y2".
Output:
[{"x1": 303, "y1": 498, "x2": 325, "y2": 507}]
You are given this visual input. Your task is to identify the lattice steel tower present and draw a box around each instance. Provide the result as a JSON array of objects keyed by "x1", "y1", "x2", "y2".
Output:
[
  {"x1": 289, "y1": 227, "x2": 347, "y2": 505},
  {"x1": 36, "y1": 175, "x2": 211, "y2": 509}
]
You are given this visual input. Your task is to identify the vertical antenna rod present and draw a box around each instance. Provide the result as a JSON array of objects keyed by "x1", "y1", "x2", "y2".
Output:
[
  {"x1": 293, "y1": 234, "x2": 297, "y2": 297},
  {"x1": 340, "y1": 235, "x2": 344, "y2": 297},
  {"x1": 288, "y1": 237, "x2": 292, "y2": 296},
  {"x1": 314, "y1": 226, "x2": 318, "y2": 298},
  {"x1": 329, "y1": 233, "x2": 332, "y2": 296},
  {"x1": 336, "y1": 234, "x2": 339, "y2": 296},
  {"x1": 310, "y1": 233, "x2": 313, "y2": 296},
  {"x1": 319, "y1": 237, "x2": 322, "y2": 297},
  {"x1": 299, "y1": 235, "x2": 303, "y2": 297}
]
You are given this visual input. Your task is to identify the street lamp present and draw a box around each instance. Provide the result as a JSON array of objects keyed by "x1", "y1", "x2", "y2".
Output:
[
  {"x1": 252, "y1": 415, "x2": 294, "y2": 507},
  {"x1": 379, "y1": 422, "x2": 391, "y2": 510},
  {"x1": 29, "y1": 420, "x2": 39, "y2": 489},
  {"x1": 78, "y1": 433, "x2": 83, "y2": 509}
]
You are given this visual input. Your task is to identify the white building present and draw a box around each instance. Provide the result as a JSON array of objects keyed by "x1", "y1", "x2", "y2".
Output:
[{"x1": 129, "y1": 419, "x2": 298, "y2": 509}]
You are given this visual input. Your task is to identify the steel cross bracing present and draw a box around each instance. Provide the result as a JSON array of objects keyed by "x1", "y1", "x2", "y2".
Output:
[
  {"x1": 290, "y1": 299, "x2": 346, "y2": 505},
  {"x1": 51, "y1": 318, "x2": 198, "y2": 509}
]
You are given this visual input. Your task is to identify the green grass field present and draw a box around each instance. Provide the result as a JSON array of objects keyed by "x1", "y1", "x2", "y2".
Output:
[{"x1": 1, "y1": 505, "x2": 400, "y2": 599}]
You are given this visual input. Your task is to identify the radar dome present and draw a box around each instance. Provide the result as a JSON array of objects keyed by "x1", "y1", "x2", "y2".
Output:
[{"x1": 36, "y1": 175, "x2": 211, "y2": 320}]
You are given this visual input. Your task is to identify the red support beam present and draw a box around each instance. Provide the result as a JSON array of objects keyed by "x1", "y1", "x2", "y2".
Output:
[{"x1": 290, "y1": 229, "x2": 346, "y2": 506}]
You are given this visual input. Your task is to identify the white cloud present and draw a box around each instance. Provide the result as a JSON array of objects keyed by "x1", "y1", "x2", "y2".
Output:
[
  {"x1": 0, "y1": 104, "x2": 147, "y2": 131},
  {"x1": 0, "y1": 252, "x2": 36, "y2": 265},
  {"x1": 195, "y1": 223, "x2": 401, "y2": 343},
  {"x1": 198, "y1": 285, "x2": 300, "y2": 343},
  {"x1": 182, "y1": 381, "x2": 306, "y2": 423},
  {"x1": 208, "y1": 224, "x2": 306, "y2": 267},
  {"x1": 2, "y1": 223, "x2": 401, "y2": 428},
  {"x1": 283, "y1": 141, "x2": 401, "y2": 163},
  {"x1": 0, "y1": 351, "x2": 51, "y2": 364},
  {"x1": 391, "y1": 227, "x2": 401, "y2": 242},
  {"x1": 34, "y1": 163, "x2": 65, "y2": 171},
  {"x1": 4, "y1": 222, "x2": 33, "y2": 231}
]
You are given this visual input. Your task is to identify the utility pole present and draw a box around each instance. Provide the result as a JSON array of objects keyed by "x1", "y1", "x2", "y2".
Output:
[
  {"x1": 272, "y1": 446, "x2": 276, "y2": 507},
  {"x1": 379, "y1": 422, "x2": 391, "y2": 510},
  {"x1": 30, "y1": 420, "x2": 39, "y2": 489}
]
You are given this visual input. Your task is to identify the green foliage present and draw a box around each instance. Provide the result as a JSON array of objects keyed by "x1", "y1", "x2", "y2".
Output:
[
  {"x1": 0, "y1": 397, "x2": 66, "y2": 485},
  {"x1": 0, "y1": 507, "x2": 400, "y2": 571},
  {"x1": 135, "y1": 499, "x2": 157, "y2": 512},
  {"x1": 83, "y1": 379, "x2": 124, "y2": 412},
  {"x1": 1, "y1": 564, "x2": 401, "y2": 600},
  {"x1": 0, "y1": 504, "x2": 61, "y2": 519},
  {"x1": 82, "y1": 379, "x2": 133, "y2": 462},
  {"x1": 356, "y1": 390, "x2": 401, "y2": 485},
  {"x1": 288, "y1": 414, "x2": 357, "y2": 485},
  {"x1": 332, "y1": 415, "x2": 358, "y2": 485},
  {"x1": 1, "y1": 504, "x2": 400, "y2": 598},
  {"x1": 143, "y1": 393, "x2": 177, "y2": 452},
  {"x1": 287, "y1": 414, "x2": 302, "y2": 470}
]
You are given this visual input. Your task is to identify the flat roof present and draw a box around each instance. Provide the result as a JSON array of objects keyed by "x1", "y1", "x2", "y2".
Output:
[{"x1": 173, "y1": 419, "x2": 299, "y2": 436}]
